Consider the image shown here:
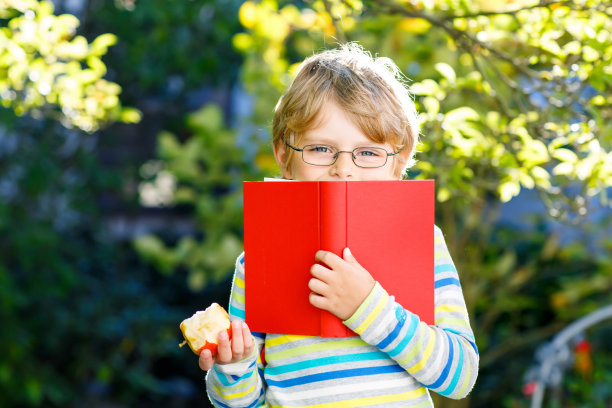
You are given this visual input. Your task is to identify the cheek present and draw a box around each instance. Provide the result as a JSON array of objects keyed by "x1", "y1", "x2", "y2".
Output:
[
  {"x1": 291, "y1": 162, "x2": 327, "y2": 181},
  {"x1": 371, "y1": 162, "x2": 401, "y2": 180}
]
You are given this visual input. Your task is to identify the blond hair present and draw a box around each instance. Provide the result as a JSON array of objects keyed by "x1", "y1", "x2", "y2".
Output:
[{"x1": 272, "y1": 43, "x2": 420, "y2": 177}]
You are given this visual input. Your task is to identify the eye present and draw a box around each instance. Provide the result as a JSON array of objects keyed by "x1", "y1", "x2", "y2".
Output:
[
  {"x1": 356, "y1": 147, "x2": 384, "y2": 157},
  {"x1": 306, "y1": 144, "x2": 334, "y2": 154}
]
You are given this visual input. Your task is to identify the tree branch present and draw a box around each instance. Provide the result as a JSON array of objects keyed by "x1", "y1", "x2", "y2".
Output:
[{"x1": 322, "y1": 0, "x2": 347, "y2": 44}]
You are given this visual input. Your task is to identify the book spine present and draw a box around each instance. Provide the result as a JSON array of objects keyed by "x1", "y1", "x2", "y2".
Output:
[{"x1": 319, "y1": 181, "x2": 350, "y2": 337}]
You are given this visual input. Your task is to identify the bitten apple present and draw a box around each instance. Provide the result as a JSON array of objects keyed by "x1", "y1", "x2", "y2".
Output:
[{"x1": 179, "y1": 303, "x2": 232, "y2": 356}]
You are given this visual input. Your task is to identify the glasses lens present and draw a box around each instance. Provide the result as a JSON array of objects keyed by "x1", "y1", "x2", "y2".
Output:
[
  {"x1": 302, "y1": 144, "x2": 337, "y2": 165},
  {"x1": 353, "y1": 147, "x2": 387, "y2": 168}
]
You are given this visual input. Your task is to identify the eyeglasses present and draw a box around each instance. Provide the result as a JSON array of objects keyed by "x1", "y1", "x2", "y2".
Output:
[{"x1": 285, "y1": 140, "x2": 400, "y2": 168}]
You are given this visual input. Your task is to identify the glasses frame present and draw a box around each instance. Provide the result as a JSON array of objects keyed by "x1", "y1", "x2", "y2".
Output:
[{"x1": 284, "y1": 140, "x2": 401, "y2": 168}]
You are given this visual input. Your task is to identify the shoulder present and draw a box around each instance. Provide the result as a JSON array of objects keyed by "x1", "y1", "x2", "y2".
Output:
[
  {"x1": 434, "y1": 224, "x2": 445, "y2": 239},
  {"x1": 236, "y1": 252, "x2": 245, "y2": 269}
]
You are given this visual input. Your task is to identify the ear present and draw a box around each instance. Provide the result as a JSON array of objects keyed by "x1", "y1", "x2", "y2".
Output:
[
  {"x1": 273, "y1": 142, "x2": 293, "y2": 179},
  {"x1": 395, "y1": 149, "x2": 411, "y2": 179}
]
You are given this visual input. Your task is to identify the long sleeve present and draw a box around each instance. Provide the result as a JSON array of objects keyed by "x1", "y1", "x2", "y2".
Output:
[
  {"x1": 205, "y1": 254, "x2": 267, "y2": 407},
  {"x1": 343, "y1": 225, "x2": 479, "y2": 399}
]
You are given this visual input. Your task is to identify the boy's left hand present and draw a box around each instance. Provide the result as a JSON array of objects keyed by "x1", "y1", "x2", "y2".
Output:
[{"x1": 308, "y1": 248, "x2": 375, "y2": 321}]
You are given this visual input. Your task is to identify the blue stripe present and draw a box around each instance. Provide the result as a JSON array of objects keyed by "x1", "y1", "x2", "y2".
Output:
[
  {"x1": 239, "y1": 255, "x2": 245, "y2": 264},
  {"x1": 265, "y1": 351, "x2": 389, "y2": 376},
  {"x1": 214, "y1": 360, "x2": 257, "y2": 385},
  {"x1": 435, "y1": 277, "x2": 461, "y2": 289},
  {"x1": 441, "y1": 339, "x2": 464, "y2": 396},
  {"x1": 213, "y1": 361, "x2": 256, "y2": 387},
  {"x1": 230, "y1": 305, "x2": 245, "y2": 320},
  {"x1": 434, "y1": 264, "x2": 457, "y2": 274},
  {"x1": 213, "y1": 370, "x2": 233, "y2": 387},
  {"x1": 388, "y1": 313, "x2": 418, "y2": 358},
  {"x1": 230, "y1": 360, "x2": 258, "y2": 382},
  {"x1": 428, "y1": 332, "x2": 454, "y2": 389},
  {"x1": 252, "y1": 331, "x2": 266, "y2": 339},
  {"x1": 266, "y1": 364, "x2": 404, "y2": 388},
  {"x1": 376, "y1": 319, "x2": 404, "y2": 349},
  {"x1": 443, "y1": 328, "x2": 479, "y2": 355}
]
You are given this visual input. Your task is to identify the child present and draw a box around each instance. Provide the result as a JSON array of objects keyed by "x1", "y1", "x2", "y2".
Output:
[{"x1": 200, "y1": 43, "x2": 479, "y2": 407}]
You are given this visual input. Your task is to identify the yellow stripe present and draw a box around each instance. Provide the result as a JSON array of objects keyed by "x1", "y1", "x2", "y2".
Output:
[
  {"x1": 409, "y1": 333, "x2": 436, "y2": 373},
  {"x1": 434, "y1": 236, "x2": 443, "y2": 245},
  {"x1": 265, "y1": 334, "x2": 312, "y2": 348},
  {"x1": 344, "y1": 282, "x2": 380, "y2": 327},
  {"x1": 213, "y1": 382, "x2": 256, "y2": 399},
  {"x1": 266, "y1": 339, "x2": 366, "y2": 361},
  {"x1": 233, "y1": 292, "x2": 245, "y2": 304},
  {"x1": 435, "y1": 304, "x2": 466, "y2": 314},
  {"x1": 435, "y1": 317, "x2": 469, "y2": 328},
  {"x1": 269, "y1": 387, "x2": 427, "y2": 408},
  {"x1": 434, "y1": 249, "x2": 450, "y2": 259},
  {"x1": 354, "y1": 291, "x2": 389, "y2": 333},
  {"x1": 234, "y1": 277, "x2": 245, "y2": 289},
  {"x1": 411, "y1": 398, "x2": 434, "y2": 408}
]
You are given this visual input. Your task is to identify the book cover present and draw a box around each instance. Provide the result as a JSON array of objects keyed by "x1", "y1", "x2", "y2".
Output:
[{"x1": 243, "y1": 180, "x2": 434, "y2": 337}]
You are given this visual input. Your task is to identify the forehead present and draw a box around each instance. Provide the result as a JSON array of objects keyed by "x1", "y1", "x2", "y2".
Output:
[{"x1": 299, "y1": 100, "x2": 389, "y2": 147}]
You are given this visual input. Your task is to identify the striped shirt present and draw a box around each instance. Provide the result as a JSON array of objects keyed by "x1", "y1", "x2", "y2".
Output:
[{"x1": 206, "y1": 226, "x2": 478, "y2": 407}]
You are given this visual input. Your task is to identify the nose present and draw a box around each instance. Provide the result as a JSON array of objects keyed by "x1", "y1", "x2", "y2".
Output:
[{"x1": 330, "y1": 151, "x2": 356, "y2": 179}]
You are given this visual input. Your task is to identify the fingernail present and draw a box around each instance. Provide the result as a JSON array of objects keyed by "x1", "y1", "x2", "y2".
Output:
[{"x1": 344, "y1": 247, "x2": 352, "y2": 258}]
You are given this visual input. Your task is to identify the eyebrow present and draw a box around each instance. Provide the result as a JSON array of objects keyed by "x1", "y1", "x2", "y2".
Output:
[
  {"x1": 300, "y1": 137, "x2": 336, "y2": 146},
  {"x1": 300, "y1": 136, "x2": 389, "y2": 148}
]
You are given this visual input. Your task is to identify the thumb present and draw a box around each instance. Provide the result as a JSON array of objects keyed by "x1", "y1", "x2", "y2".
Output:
[
  {"x1": 343, "y1": 248, "x2": 370, "y2": 275},
  {"x1": 343, "y1": 247, "x2": 358, "y2": 264}
]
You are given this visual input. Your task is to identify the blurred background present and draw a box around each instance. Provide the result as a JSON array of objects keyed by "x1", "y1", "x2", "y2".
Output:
[{"x1": 1, "y1": 0, "x2": 611, "y2": 407}]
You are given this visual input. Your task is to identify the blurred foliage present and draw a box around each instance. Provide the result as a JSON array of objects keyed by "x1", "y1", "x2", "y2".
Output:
[
  {"x1": 559, "y1": 331, "x2": 612, "y2": 407},
  {"x1": 0, "y1": 110, "x2": 190, "y2": 406},
  {"x1": 507, "y1": 326, "x2": 612, "y2": 407},
  {"x1": 234, "y1": 0, "x2": 612, "y2": 210},
  {"x1": 0, "y1": 0, "x2": 140, "y2": 132},
  {"x1": 134, "y1": 104, "x2": 263, "y2": 291},
  {"x1": 0, "y1": 0, "x2": 243, "y2": 407},
  {"x1": 83, "y1": 0, "x2": 244, "y2": 104}
]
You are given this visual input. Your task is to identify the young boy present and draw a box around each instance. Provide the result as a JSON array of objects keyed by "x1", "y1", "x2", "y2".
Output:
[{"x1": 199, "y1": 43, "x2": 479, "y2": 407}]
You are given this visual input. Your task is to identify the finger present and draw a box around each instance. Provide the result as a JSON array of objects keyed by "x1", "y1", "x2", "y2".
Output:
[
  {"x1": 315, "y1": 250, "x2": 343, "y2": 269},
  {"x1": 309, "y1": 291, "x2": 329, "y2": 311},
  {"x1": 216, "y1": 329, "x2": 232, "y2": 363},
  {"x1": 310, "y1": 262, "x2": 332, "y2": 280},
  {"x1": 199, "y1": 348, "x2": 214, "y2": 371},
  {"x1": 308, "y1": 277, "x2": 329, "y2": 295},
  {"x1": 231, "y1": 320, "x2": 244, "y2": 356},
  {"x1": 242, "y1": 322, "x2": 254, "y2": 355}
]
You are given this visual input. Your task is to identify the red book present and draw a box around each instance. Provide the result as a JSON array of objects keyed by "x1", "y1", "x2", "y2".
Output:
[{"x1": 243, "y1": 180, "x2": 434, "y2": 337}]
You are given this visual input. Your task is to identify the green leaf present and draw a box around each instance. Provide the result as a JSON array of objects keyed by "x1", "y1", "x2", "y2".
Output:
[
  {"x1": 90, "y1": 33, "x2": 118, "y2": 55},
  {"x1": 499, "y1": 180, "x2": 520, "y2": 202},
  {"x1": 444, "y1": 107, "x2": 480, "y2": 124},
  {"x1": 553, "y1": 162, "x2": 574, "y2": 176},
  {"x1": 435, "y1": 62, "x2": 456, "y2": 84},
  {"x1": 158, "y1": 131, "x2": 182, "y2": 159},
  {"x1": 552, "y1": 148, "x2": 578, "y2": 163},
  {"x1": 422, "y1": 96, "x2": 440, "y2": 117},
  {"x1": 119, "y1": 107, "x2": 142, "y2": 123},
  {"x1": 187, "y1": 104, "x2": 224, "y2": 133},
  {"x1": 410, "y1": 79, "x2": 443, "y2": 98}
]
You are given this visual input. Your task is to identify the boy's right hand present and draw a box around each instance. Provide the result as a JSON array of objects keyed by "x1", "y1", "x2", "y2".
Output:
[{"x1": 199, "y1": 320, "x2": 254, "y2": 371}]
